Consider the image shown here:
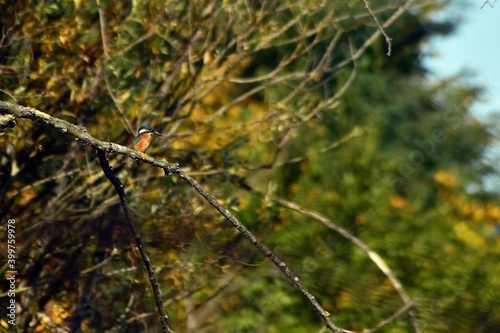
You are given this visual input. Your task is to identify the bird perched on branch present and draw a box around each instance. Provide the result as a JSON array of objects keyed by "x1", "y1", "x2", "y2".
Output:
[{"x1": 133, "y1": 124, "x2": 163, "y2": 153}]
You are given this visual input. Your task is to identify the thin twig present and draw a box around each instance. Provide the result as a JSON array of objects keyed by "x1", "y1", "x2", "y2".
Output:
[
  {"x1": 363, "y1": 0, "x2": 393, "y2": 56},
  {"x1": 362, "y1": 300, "x2": 417, "y2": 333},
  {"x1": 96, "y1": 0, "x2": 134, "y2": 135},
  {"x1": 334, "y1": 0, "x2": 415, "y2": 70}
]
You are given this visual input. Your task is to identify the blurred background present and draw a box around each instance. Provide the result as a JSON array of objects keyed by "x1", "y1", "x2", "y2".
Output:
[{"x1": 1, "y1": 0, "x2": 499, "y2": 332}]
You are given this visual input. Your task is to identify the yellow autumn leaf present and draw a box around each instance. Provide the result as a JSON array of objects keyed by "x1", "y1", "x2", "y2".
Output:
[
  {"x1": 390, "y1": 195, "x2": 407, "y2": 209},
  {"x1": 453, "y1": 222, "x2": 485, "y2": 247},
  {"x1": 434, "y1": 170, "x2": 457, "y2": 187},
  {"x1": 487, "y1": 203, "x2": 500, "y2": 219},
  {"x1": 118, "y1": 89, "x2": 132, "y2": 103}
]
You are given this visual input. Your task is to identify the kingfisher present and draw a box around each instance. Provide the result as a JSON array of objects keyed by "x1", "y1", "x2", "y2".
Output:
[{"x1": 133, "y1": 124, "x2": 163, "y2": 153}]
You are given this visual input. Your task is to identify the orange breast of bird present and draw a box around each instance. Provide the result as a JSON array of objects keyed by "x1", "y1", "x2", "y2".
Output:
[{"x1": 134, "y1": 134, "x2": 152, "y2": 153}]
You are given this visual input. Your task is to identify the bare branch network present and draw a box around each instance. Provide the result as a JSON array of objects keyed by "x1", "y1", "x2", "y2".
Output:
[{"x1": 1, "y1": 101, "x2": 358, "y2": 333}]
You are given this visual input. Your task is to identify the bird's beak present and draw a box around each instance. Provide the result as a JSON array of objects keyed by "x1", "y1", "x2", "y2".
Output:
[{"x1": 152, "y1": 129, "x2": 163, "y2": 137}]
